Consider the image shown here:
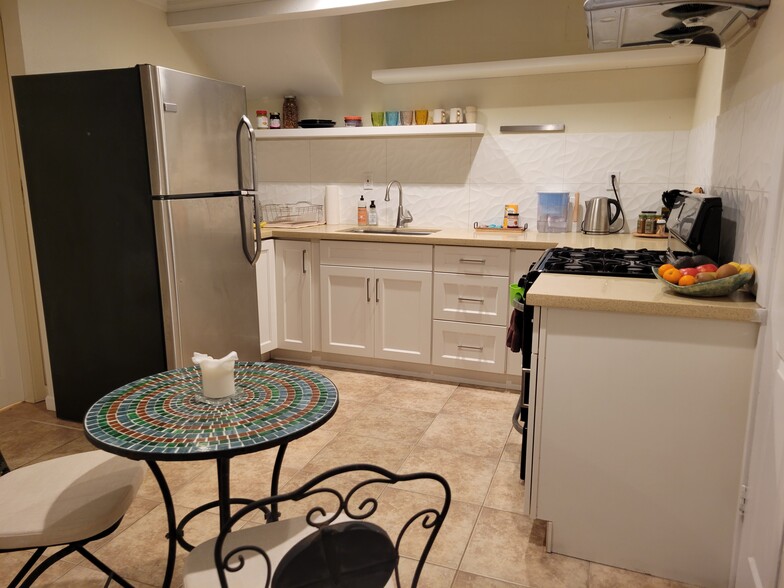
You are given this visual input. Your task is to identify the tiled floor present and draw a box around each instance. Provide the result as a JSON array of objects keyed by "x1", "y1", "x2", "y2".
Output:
[{"x1": 0, "y1": 366, "x2": 696, "y2": 588}]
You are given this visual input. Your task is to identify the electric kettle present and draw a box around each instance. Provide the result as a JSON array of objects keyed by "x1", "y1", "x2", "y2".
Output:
[{"x1": 582, "y1": 197, "x2": 621, "y2": 234}]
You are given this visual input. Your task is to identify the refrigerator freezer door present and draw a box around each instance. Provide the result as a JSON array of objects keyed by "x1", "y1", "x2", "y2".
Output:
[
  {"x1": 154, "y1": 196, "x2": 261, "y2": 368},
  {"x1": 141, "y1": 65, "x2": 253, "y2": 196}
]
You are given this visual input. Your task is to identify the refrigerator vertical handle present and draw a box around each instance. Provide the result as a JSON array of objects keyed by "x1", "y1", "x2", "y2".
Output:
[
  {"x1": 236, "y1": 115, "x2": 257, "y2": 191},
  {"x1": 251, "y1": 194, "x2": 262, "y2": 265},
  {"x1": 239, "y1": 195, "x2": 262, "y2": 265}
]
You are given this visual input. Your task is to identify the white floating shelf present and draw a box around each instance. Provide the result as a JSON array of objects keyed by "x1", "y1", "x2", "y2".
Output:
[
  {"x1": 371, "y1": 46, "x2": 706, "y2": 84},
  {"x1": 254, "y1": 123, "x2": 484, "y2": 139}
]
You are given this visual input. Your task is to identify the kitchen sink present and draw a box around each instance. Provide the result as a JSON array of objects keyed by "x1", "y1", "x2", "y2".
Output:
[{"x1": 340, "y1": 227, "x2": 440, "y2": 236}]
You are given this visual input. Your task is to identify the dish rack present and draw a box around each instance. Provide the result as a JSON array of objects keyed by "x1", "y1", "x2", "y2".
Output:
[{"x1": 261, "y1": 201, "x2": 324, "y2": 227}]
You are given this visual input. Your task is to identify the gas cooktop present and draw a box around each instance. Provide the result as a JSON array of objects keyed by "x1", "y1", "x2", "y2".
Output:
[{"x1": 534, "y1": 247, "x2": 668, "y2": 278}]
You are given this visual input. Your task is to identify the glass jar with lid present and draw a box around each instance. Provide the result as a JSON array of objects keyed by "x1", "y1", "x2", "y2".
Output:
[{"x1": 282, "y1": 96, "x2": 298, "y2": 129}]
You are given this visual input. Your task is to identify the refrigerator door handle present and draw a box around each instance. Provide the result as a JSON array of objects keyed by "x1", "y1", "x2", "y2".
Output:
[
  {"x1": 236, "y1": 115, "x2": 257, "y2": 191},
  {"x1": 251, "y1": 194, "x2": 262, "y2": 265},
  {"x1": 239, "y1": 195, "x2": 263, "y2": 265}
]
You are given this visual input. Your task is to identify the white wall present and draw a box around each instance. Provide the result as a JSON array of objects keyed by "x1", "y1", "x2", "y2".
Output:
[
  {"x1": 4, "y1": 0, "x2": 212, "y2": 76},
  {"x1": 258, "y1": 130, "x2": 687, "y2": 233}
]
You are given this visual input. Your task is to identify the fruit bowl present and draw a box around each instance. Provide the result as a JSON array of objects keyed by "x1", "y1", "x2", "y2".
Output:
[{"x1": 653, "y1": 268, "x2": 754, "y2": 297}]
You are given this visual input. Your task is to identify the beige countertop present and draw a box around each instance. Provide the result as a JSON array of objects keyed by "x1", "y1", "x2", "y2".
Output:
[
  {"x1": 260, "y1": 224, "x2": 763, "y2": 323},
  {"x1": 261, "y1": 224, "x2": 666, "y2": 250}
]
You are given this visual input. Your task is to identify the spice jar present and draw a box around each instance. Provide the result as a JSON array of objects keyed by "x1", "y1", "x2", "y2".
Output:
[
  {"x1": 256, "y1": 110, "x2": 269, "y2": 129},
  {"x1": 643, "y1": 211, "x2": 656, "y2": 234},
  {"x1": 282, "y1": 96, "x2": 298, "y2": 129},
  {"x1": 269, "y1": 112, "x2": 281, "y2": 129},
  {"x1": 636, "y1": 213, "x2": 646, "y2": 234}
]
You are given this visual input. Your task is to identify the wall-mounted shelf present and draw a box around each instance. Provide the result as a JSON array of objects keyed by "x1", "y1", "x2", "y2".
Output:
[
  {"x1": 371, "y1": 46, "x2": 706, "y2": 84},
  {"x1": 254, "y1": 123, "x2": 484, "y2": 139}
]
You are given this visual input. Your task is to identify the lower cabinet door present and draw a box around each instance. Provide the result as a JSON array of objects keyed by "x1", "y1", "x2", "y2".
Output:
[
  {"x1": 276, "y1": 241, "x2": 312, "y2": 352},
  {"x1": 432, "y1": 320, "x2": 507, "y2": 373},
  {"x1": 374, "y1": 269, "x2": 432, "y2": 364},
  {"x1": 320, "y1": 265, "x2": 374, "y2": 357}
]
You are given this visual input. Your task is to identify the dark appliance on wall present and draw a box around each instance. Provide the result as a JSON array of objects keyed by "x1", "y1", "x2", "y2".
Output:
[
  {"x1": 514, "y1": 191, "x2": 723, "y2": 488},
  {"x1": 584, "y1": 0, "x2": 770, "y2": 50},
  {"x1": 14, "y1": 65, "x2": 261, "y2": 422}
]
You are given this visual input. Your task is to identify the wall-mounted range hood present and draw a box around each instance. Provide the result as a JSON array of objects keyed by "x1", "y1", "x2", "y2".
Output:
[{"x1": 584, "y1": 1, "x2": 769, "y2": 50}]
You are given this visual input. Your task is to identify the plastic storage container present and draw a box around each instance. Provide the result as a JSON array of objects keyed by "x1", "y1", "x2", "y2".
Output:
[{"x1": 537, "y1": 192, "x2": 570, "y2": 233}]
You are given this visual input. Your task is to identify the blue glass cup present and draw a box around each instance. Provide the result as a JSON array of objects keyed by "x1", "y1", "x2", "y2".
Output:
[{"x1": 385, "y1": 111, "x2": 400, "y2": 126}]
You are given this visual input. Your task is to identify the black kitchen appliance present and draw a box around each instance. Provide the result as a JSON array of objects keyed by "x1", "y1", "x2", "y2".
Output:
[{"x1": 514, "y1": 191, "x2": 723, "y2": 482}]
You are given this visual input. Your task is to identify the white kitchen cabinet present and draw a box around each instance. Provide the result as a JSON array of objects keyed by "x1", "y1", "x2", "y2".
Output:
[
  {"x1": 320, "y1": 264, "x2": 432, "y2": 364},
  {"x1": 275, "y1": 240, "x2": 313, "y2": 352},
  {"x1": 530, "y1": 306, "x2": 759, "y2": 588},
  {"x1": 432, "y1": 245, "x2": 519, "y2": 375},
  {"x1": 506, "y1": 248, "x2": 546, "y2": 376},
  {"x1": 256, "y1": 239, "x2": 277, "y2": 354}
]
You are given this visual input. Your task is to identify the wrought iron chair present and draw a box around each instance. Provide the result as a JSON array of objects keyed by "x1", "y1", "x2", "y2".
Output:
[
  {"x1": 0, "y1": 448, "x2": 145, "y2": 587},
  {"x1": 183, "y1": 463, "x2": 451, "y2": 588}
]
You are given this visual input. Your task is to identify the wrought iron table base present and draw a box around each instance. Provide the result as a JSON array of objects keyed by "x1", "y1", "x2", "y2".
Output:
[{"x1": 146, "y1": 443, "x2": 289, "y2": 588}]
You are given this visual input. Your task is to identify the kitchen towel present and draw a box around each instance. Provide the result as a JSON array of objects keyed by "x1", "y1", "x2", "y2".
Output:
[{"x1": 325, "y1": 185, "x2": 340, "y2": 225}]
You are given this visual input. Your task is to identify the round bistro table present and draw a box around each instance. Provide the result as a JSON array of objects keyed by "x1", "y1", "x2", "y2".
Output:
[{"x1": 84, "y1": 362, "x2": 338, "y2": 588}]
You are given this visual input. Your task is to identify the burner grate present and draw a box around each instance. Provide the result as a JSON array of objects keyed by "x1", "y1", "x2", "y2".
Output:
[{"x1": 534, "y1": 247, "x2": 667, "y2": 278}]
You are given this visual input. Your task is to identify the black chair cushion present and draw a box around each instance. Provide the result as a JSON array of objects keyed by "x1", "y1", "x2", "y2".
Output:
[{"x1": 272, "y1": 520, "x2": 397, "y2": 588}]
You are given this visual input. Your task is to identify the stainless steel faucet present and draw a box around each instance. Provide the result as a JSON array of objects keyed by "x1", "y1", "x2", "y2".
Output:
[{"x1": 384, "y1": 180, "x2": 413, "y2": 228}]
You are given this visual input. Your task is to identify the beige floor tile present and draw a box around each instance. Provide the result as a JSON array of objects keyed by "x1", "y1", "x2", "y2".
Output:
[
  {"x1": 443, "y1": 387, "x2": 519, "y2": 423},
  {"x1": 0, "y1": 420, "x2": 83, "y2": 468},
  {"x1": 62, "y1": 496, "x2": 160, "y2": 563},
  {"x1": 502, "y1": 427, "x2": 524, "y2": 463},
  {"x1": 484, "y1": 459, "x2": 525, "y2": 514},
  {"x1": 452, "y1": 571, "x2": 525, "y2": 587},
  {"x1": 588, "y1": 563, "x2": 698, "y2": 587},
  {"x1": 418, "y1": 412, "x2": 510, "y2": 459},
  {"x1": 282, "y1": 427, "x2": 339, "y2": 468},
  {"x1": 307, "y1": 433, "x2": 415, "y2": 472},
  {"x1": 461, "y1": 507, "x2": 589, "y2": 587},
  {"x1": 28, "y1": 435, "x2": 96, "y2": 465},
  {"x1": 397, "y1": 557, "x2": 456, "y2": 587},
  {"x1": 400, "y1": 446, "x2": 497, "y2": 505},
  {"x1": 0, "y1": 401, "x2": 82, "y2": 429},
  {"x1": 93, "y1": 503, "x2": 220, "y2": 587},
  {"x1": 47, "y1": 562, "x2": 158, "y2": 587},
  {"x1": 0, "y1": 550, "x2": 74, "y2": 586},
  {"x1": 342, "y1": 403, "x2": 436, "y2": 443},
  {"x1": 317, "y1": 398, "x2": 367, "y2": 433},
  {"x1": 316, "y1": 368, "x2": 397, "y2": 403},
  {"x1": 374, "y1": 379, "x2": 457, "y2": 413},
  {"x1": 374, "y1": 487, "x2": 479, "y2": 569},
  {"x1": 136, "y1": 459, "x2": 212, "y2": 502}
]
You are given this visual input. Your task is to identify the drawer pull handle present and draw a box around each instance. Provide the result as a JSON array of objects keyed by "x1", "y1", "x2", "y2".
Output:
[
  {"x1": 458, "y1": 297, "x2": 484, "y2": 304},
  {"x1": 459, "y1": 258, "x2": 486, "y2": 264},
  {"x1": 458, "y1": 344, "x2": 484, "y2": 352},
  {"x1": 366, "y1": 278, "x2": 370, "y2": 302},
  {"x1": 376, "y1": 278, "x2": 380, "y2": 303}
]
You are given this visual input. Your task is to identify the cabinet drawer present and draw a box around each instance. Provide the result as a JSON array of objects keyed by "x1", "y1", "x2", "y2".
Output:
[
  {"x1": 433, "y1": 273, "x2": 509, "y2": 326},
  {"x1": 321, "y1": 240, "x2": 432, "y2": 270},
  {"x1": 432, "y1": 320, "x2": 507, "y2": 374},
  {"x1": 434, "y1": 246, "x2": 510, "y2": 276}
]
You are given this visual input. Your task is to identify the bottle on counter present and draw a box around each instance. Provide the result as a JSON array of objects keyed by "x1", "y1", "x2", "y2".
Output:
[
  {"x1": 368, "y1": 200, "x2": 378, "y2": 226},
  {"x1": 282, "y1": 96, "x2": 298, "y2": 129},
  {"x1": 358, "y1": 195, "x2": 368, "y2": 226},
  {"x1": 269, "y1": 112, "x2": 281, "y2": 129},
  {"x1": 256, "y1": 110, "x2": 269, "y2": 129}
]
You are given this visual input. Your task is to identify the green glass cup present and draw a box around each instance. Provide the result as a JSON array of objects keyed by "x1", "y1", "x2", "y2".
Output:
[{"x1": 371, "y1": 112, "x2": 384, "y2": 126}]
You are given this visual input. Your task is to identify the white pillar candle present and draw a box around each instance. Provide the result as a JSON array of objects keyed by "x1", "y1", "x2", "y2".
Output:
[{"x1": 192, "y1": 351, "x2": 238, "y2": 399}]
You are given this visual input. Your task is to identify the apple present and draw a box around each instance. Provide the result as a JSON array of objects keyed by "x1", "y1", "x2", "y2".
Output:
[
  {"x1": 695, "y1": 264, "x2": 718, "y2": 274},
  {"x1": 679, "y1": 267, "x2": 699, "y2": 277}
]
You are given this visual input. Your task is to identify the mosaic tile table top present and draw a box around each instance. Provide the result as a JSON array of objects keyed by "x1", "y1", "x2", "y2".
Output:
[{"x1": 84, "y1": 362, "x2": 338, "y2": 461}]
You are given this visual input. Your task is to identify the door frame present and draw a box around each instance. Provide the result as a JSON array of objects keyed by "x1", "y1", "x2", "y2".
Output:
[{"x1": 0, "y1": 13, "x2": 48, "y2": 405}]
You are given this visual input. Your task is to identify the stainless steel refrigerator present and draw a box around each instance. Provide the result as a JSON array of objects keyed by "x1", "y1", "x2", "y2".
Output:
[{"x1": 14, "y1": 65, "x2": 262, "y2": 421}]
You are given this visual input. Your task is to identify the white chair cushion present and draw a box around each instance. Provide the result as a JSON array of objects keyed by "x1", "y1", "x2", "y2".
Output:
[
  {"x1": 0, "y1": 450, "x2": 144, "y2": 550},
  {"x1": 184, "y1": 513, "x2": 393, "y2": 588}
]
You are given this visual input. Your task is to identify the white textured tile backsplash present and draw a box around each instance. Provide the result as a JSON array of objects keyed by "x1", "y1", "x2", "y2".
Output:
[{"x1": 259, "y1": 130, "x2": 693, "y2": 231}]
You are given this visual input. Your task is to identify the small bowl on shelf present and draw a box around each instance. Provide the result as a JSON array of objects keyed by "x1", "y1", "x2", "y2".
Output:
[{"x1": 653, "y1": 268, "x2": 754, "y2": 297}]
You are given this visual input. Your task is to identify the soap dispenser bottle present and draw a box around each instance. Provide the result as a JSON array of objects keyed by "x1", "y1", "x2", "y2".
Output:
[
  {"x1": 357, "y1": 195, "x2": 368, "y2": 226},
  {"x1": 368, "y1": 200, "x2": 378, "y2": 226}
]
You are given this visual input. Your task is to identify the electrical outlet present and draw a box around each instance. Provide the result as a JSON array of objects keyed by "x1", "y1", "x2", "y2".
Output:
[
  {"x1": 363, "y1": 172, "x2": 373, "y2": 190},
  {"x1": 607, "y1": 171, "x2": 620, "y2": 192}
]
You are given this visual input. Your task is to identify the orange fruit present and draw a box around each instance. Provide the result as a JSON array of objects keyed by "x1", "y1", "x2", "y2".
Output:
[
  {"x1": 658, "y1": 263, "x2": 675, "y2": 277},
  {"x1": 663, "y1": 268, "x2": 682, "y2": 284},
  {"x1": 678, "y1": 275, "x2": 697, "y2": 286}
]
